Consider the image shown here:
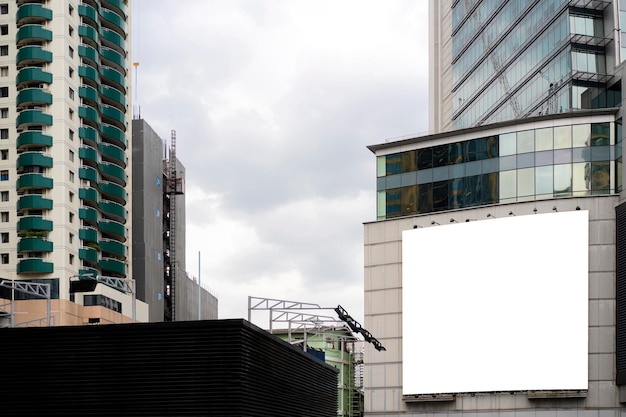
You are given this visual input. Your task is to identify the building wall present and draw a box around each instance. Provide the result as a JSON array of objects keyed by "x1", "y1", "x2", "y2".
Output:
[
  {"x1": 364, "y1": 195, "x2": 619, "y2": 415},
  {"x1": 175, "y1": 273, "x2": 218, "y2": 321}
]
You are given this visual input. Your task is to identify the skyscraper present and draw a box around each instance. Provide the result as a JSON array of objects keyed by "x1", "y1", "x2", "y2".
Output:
[
  {"x1": 0, "y1": 1, "x2": 138, "y2": 324},
  {"x1": 364, "y1": 1, "x2": 626, "y2": 415},
  {"x1": 429, "y1": 0, "x2": 621, "y2": 133}
]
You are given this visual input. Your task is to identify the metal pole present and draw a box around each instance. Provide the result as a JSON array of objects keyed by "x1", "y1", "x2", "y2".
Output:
[
  {"x1": 131, "y1": 279, "x2": 136, "y2": 323},
  {"x1": 197, "y1": 251, "x2": 201, "y2": 320},
  {"x1": 46, "y1": 290, "x2": 50, "y2": 326},
  {"x1": 10, "y1": 281, "x2": 13, "y2": 328}
]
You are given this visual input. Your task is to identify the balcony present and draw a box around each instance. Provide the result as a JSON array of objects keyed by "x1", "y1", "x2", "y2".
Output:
[
  {"x1": 100, "y1": 85, "x2": 126, "y2": 110},
  {"x1": 16, "y1": 45, "x2": 53, "y2": 66},
  {"x1": 79, "y1": 207, "x2": 99, "y2": 224},
  {"x1": 99, "y1": 239, "x2": 126, "y2": 259},
  {"x1": 16, "y1": 173, "x2": 53, "y2": 190},
  {"x1": 100, "y1": 66, "x2": 126, "y2": 92},
  {"x1": 16, "y1": 25, "x2": 53, "y2": 46},
  {"x1": 99, "y1": 181, "x2": 126, "y2": 204},
  {"x1": 79, "y1": 188, "x2": 100, "y2": 207},
  {"x1": 79, "y1": 146, "x2": 99, "y2": 167},
  {"x1": 99, "y1": 143, "x2": 126, "y2": 167},
  {"x1": 79, "y1": 227, "x2": 99, "y2": 244},
  {"x1": 17, "y1": 131, "x2": 52, "y2": 149},
  {"x1": 79, "y1": 105, "x2": 100, "y2": 128},
  {"x1": 78, "y1": 4, "x2": 98, "y2": 28},
  {"x1": 79, "y1": 65, "x2": 100, "y2": 86},
  {"x1": 101, "y1": 123, "x2": 126, "y2": 148},
  {"x1": 102, "y1": 0, "x2": 127, "y2": 19},
  {"x1": 100, "y1": 162, "x2": 126, "y2": 185},
  {"x1": 16, "y1": 4, "x2": 53, "y2": 25},
  {"x1": 78, "y1": 24, "x2": 99, "y2": 46},
  {"x1": 99, "y1": 200, "x2": 126, "y2": 223},
  {"x1": 79, "y1": 246, "x2": 99, "y2": 263},
  {"x1": 16, "y1": 109, "x2": 53, "y2": 128},
  {"x1": 17, "y1": 216, "x2": 53, "y2": 233},
  {"x1": 17, "y1": 195, "x2": 53, "y2": 211},
  {"x1": 100, "y1": 257, "x2": 126, "y2": 276},
  {"x1": 18, "y1": 237, "x2": 53, "y2": 253},
  {"x1": 17, "y1": 258, "x2": 53, "y2": 274},
  {"x1": 16, "y1": 88, "x2": 52, "y2": 107},
  {"x1": 79, "y1": 126, "x2": 99, "y2": 146},
  {"x1": 17, "y1": 152, "x2": 53, "y2": 169},
  {"x1": 101, "y1": 8, "x2": 126, "y2": 35},
  {"x1": 79, "y1": 85, "x2": 99, "y2": 107},
  {"x1": 79, "y1": 166, "x2": 98, "y2": 183},
  {"x1": 101, "y1": 104, "x2": 125, "y2": 129},
  {"x1": 99, "y1": 219, "x2": 126, "y2": 242},
  {"x1": 16, "y1": 67, "x2": 52, "y2": 86},
  {"x1": 78, "y1": 44, "x2": 99, "y2": 68},
  {"x1": 100, "y1": 27, "x2": 125, "y2": 54}
]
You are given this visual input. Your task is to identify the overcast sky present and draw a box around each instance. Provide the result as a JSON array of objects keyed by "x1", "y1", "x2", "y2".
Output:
[{"x1": 131, "y1": 1, "x2": 429, "y2": 324}]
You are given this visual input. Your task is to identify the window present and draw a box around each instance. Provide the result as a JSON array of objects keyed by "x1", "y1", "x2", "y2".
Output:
[
  {"x1": 1, "y1": 191, "x2": 8, "y2": 201},
  {"x1": 0, "y1": 66, "x2": 7, "y2": 77},
  {"x1": 69, "y1": 191, "x2": 74, "y2": 202},
  {"x1": 69, "y1": 170, "x2": 74, "y2": 182},
  {"x1": 1, "y1": 149, "x2": 7, "y2": 160},
  {"x1": 0, "y1": 170, "x2": 8, "y2": 181},
  {"x1": 1, "y1": 211, "x2": 7, "y2": 222},
  {"x1": 69, "y1": 212, "x2": 74, "y2": 223},
  {"x1": 1, "y1": 232, "x2": 8, "y2": 243},
  {"x1": 69, "y1": 233, "x2": 74, "y2": 243},
  {"x1": 0, "y1": 25, "x2": 7, "y2": 36},
  {"x1": 68, "y1": 25, "x2": 74, "y2": 37},
  {"x1": 69, "y1": 67, "x2": 74, "y2": 78},
  {"x1": 69, "y1": 150, "x2": 74, "y2": 162},
  {"x1": 0, "y1": 87, "x2": 8, "y2": 97},
  {"x1": 68, "y1": 46, "x2": 74, "y2": 58},
  {"x1": 0, "y1": 128, "x2": 8, "y2": 139},
  {"x1": 69, "y1": 88, "x2": 74, "y2": 100},
  {"x1": 69, "y1": 253, "x2": 74, "y2": 265},
  {"x1": 1, "y1": 253, "x2": 8, "y2": 264},
  {"x1": 69, "y1": 4, "x2": 74, "y2": 15},
  {"x1": 0, "y1": 5, "x2": 7, "y2": 15},
  {"x1": 69, "y1": 109, "x2": 74, "y2": 119},
  {"x1": 69, "y1": 129, "x2": 74, "y2": 140},
  {"x1": 1, "y1": 107, "x2": 8, "y2": 118},
  {"x1": 0, "y1": 45, "x2": 8, "y2": 56}
]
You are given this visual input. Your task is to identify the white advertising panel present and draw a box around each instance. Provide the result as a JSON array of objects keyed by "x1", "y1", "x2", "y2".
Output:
[{"x1": 402, "y1": 210, "x2": 588, "y2": 395}]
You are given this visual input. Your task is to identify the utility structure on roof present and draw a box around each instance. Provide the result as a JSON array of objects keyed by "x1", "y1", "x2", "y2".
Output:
[{"x1": 248, "y1": 296, "x2": 384, "y2": 417}]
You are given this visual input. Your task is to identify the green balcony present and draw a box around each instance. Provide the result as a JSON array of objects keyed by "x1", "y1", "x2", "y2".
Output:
[
  {"x1": 100, "y1": 258, "x2": 126, "y2": 276},
  {"x1": 99, "y1": 220, "x2": 126, "y2": 241},
  {"x1": 79, "y1": 247, "x2": 99, "y2": 263},
  {"x1": 79, "y1": 206, "x2": 99, "y2": 224},
  {"x1": 17, "y1": 216, "x2": 53, "y2": 233},
  {"x1": 79, "y1": 188, "x2": 100, "y2": 207},
  {"x1": 78, "y1": 24, "x2": 99, "y2": 45},
  {"x1": 16, "y1": 173, "x2": 53, "y2": 190},
  {"x1": 16, "y1": 46, "x2": 53, "y2": 66},
  {"x1": 79, "y1": 267, "x2": 100, "y2": 278},
  {"x1": 16, "y1": 25, "x2": 53, "y2": 45},
  {"x1": 101, "y1": 124, "x2": 126, "y2": 148},
  {"x1": 17, "y1": 258, "x2": 53, "y2": 274},
  {"x1": 78, "y1": 4, "x2": 98, "y2": 27},
  {"x1": 79, "y1": 227, "x2": 99, "y2": 244},
  {"x1": 99, "y1": 200, "x2": 126, "y2": 222},
  {"x1": 79, "y1": 65, "x2": 100, "y2": 85},
  {"x1": 100, "y1": 66, "x2": 126, "y2": 91},
  {"x1": 18, "y1": 237, "x2": 53, "y2": 253},
  {"x1": 16, "y1": 88, "x2": 52, "y2": 107},
  {"x1": 100, "y1": 181, "x2": 126, "y2": 204},
  {"x1": 103, "y1": 0, "x2": 127, "y2": 17},
  {"x1": 100, "y1": 28, "x2": 125, "y2": 53},
  {"x1": 16, "y1": 4, "x2": 53, "y2": 24},
  {"x1": 101, "y1": 105, "x2": 125, "y2": 129},
  {"x1": 99, "y1": 239, "x2": 126, "y2": 258},
  {"x1": 100, "y1": 47, "x2": 125, "y2": 72},
  {"x1": 79, "y1": 146, "x2": 99, "y2": 167},
  {"x1": 16, "y1": 67, "x2": 53, "y2": 86},
  {"x1": 17, "y1": 195, "x2": 53, "y2": 211},
  {"x1": 78, "y1": 45, "x2": 99, "y2": 67},
  {"x1": 17, "y1": 152, "x2": 53, "y2": 169},
  {"x1": 17, "y1": 131, "x2": 53, "y2": 148},
  {"x1": 16, "y1": 109, "x2": 53, "y2": 127},
  {"x1": 79, "y1": 166, "x2": 98, "y2": 183},
  {"x1": 79, "y1": 105, "x2": 100, "y2": 127},
  {"x1": 101, "y1": 8, "x2": 126, "y2": 33},
  {"x1": 79, "y1": 85, "x2": 99, "y2": 106},
  {"x1": 79, "y1": 126, "x2": 99, "y2": 146},
  {"x1": 100, "y1": 162, "x2": 126, "y2": 185},
  {"x1": 99, "y1": 143, "x2": 126, "y2": 167},
  {"x1": 100, "y1": 85, "x2": 126, "y2": 109}
]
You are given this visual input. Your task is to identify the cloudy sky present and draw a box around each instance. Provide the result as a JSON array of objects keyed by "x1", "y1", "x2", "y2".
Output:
[{"x1": 131, "y1": 1, "x2": 429, "y2": 323}]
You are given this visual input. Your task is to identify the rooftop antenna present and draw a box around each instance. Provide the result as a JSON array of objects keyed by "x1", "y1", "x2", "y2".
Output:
[{"x1": 133, "y1": 62, "x2": 140, "y2": 119}]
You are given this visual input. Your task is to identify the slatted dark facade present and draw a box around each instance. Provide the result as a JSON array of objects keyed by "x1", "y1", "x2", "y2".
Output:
[
  {"x1": 616, "y1": 202, "x2": 626, "y2": 384},
  {"x1": 1, "y1": 319, "x2": 338, "y2": 416}
]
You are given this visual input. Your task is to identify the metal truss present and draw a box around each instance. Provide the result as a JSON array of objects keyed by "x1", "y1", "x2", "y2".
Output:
[{"x1": 0, "y1": 279, "x2": 51, "y2": 327}]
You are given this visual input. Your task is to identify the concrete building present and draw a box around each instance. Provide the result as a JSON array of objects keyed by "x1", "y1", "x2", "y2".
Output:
[
  {"x1": 132, "y1": 118, "x2": 218, "y2": 322},
  {"x1": 364, "y1": 1, "x2": 626, "y2": 416},
  {"x1": 0, "y1": 1, "x2": 143, "y2": 325}
]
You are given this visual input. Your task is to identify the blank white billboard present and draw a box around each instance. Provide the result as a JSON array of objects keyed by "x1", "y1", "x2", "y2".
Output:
[{"x1": 402, "y1": 210, "x2": 588, "y2": 395}]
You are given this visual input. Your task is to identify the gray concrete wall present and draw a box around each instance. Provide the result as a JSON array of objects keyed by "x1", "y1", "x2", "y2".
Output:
[
  {"x1": 363, "y1": 196, "x2": 619, "y2": 415},
  {"x1": 175, "y1": 274, "x2": 218, "y2": 321}
]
